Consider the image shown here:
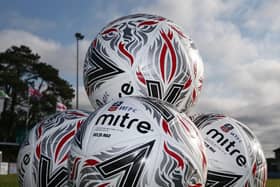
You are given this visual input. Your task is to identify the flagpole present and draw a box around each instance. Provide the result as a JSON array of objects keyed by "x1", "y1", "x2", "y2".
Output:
[
  {"x1": 75, "y1": 32, "x2": 84, "y2": 109},
  {"x1": 25, "y1": 95, "x2": 31, "y2": 136}
]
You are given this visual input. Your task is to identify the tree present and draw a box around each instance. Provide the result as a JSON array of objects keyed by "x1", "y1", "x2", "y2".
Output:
[{"x1": 0, "y1": 45, "x2": 75, "y2": 141}]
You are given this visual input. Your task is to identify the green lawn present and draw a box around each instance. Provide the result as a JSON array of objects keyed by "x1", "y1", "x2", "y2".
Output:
[
  {"x1": 267, "y1": 178, "x2": 280, "y2": 187},
  {"x1": 0, "y1": 174, "x2": 279, "y2": 187},
  {"x1": 0, "y1": 174, "x2": 18, "y2": 187}
]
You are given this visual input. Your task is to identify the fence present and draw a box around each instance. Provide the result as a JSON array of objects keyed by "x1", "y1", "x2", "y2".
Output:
[{"x1": 0, "y1": 162, "x2": 17, "y2": 175}]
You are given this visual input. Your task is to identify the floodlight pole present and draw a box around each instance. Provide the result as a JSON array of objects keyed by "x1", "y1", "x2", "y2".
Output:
[{"x1": 75, "y1": 32, "x2": 84, "y2": 109}]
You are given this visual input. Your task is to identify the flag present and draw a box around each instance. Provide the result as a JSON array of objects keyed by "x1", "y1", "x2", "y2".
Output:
[
  {"x1": 28, "y1": 87, "x2": 42, "y2": 98},
  {"x1": 0, "y1": 90, "x2": 10, "y2": 99},
  {"x1": 56, "y1": 102, "x2": 67, "y2": 112}
]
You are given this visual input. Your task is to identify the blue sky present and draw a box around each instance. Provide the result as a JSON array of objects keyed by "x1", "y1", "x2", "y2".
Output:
[
  {"x1": 0, "y1": 0, "x2": 152, "y2": 44},
  {"x1": 0, "y1": 0, "x2": 279, "y2": 157},
  {"x1": 0, "y1": 1, "x2": 99, "y2": 44}
]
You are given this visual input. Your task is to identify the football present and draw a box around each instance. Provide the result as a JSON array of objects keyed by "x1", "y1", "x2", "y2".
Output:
[
  {"x1": 17, "y1": 109, "x2": 90, "y2": 187},
  {"x1": 84, "y1": 13, "x2": 204, "y2": 112},
  {"x1": 191, "y1": 113, "x2": 267, "y2": 186},
  {"x1": 69, "y1": 97, "x2": 207, "y2": 186}
]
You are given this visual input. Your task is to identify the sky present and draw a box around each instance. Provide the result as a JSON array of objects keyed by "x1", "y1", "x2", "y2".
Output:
[{"x1": 0, "y1": 0, "x2": 279, "y2": 158}]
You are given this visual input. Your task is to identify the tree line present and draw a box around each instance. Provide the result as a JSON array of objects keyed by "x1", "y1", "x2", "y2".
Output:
[{"x1": 0, "y1": 45, "x2": 75, "y2": 142}]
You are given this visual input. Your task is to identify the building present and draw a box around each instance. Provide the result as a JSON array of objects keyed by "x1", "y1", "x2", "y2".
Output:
[
  {"x1": 0, "y1": 142, "x2": 20, "y2": 162},
  {"x1": 267, "y1": 147, "x2": 280, "y2": 178}
]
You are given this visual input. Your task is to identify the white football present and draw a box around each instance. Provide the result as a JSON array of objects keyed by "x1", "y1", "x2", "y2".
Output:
[
  {"x1": 69, "y1": 96, "x2": 207, "y2": 187},
  {"x1": 191, "y1": 113, "x2": 267, "y2": 187},
  {"x1": 17, "y1": 109, "x2": 90, "y2": 187},
  {"x1": 84, "y1": 13, "x2": 204, "y2": 112}
]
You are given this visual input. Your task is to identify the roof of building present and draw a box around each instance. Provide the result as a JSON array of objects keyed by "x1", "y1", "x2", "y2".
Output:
[{"x1": 0, "y1": 142, "x2": 20, "y2": 147}]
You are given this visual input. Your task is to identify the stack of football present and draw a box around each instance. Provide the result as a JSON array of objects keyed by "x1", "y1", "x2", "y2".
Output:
[{"x1": 17, "y1": 14, "x2": 267, "y2": 187}]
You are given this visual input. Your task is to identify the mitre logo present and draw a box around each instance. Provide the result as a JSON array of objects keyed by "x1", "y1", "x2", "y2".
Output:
[
  {"x1": 220, "y1": 123, "x2": 234, "y2": 133},
  {"x1": 206, "y1": 128, "x2": 247, "y2": 167},
  {"x1": 95, "y1": 113, "x2": 152, "y2": 134}
]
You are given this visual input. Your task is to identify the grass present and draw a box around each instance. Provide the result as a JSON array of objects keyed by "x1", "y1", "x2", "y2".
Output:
[
  {"x1": 0, "y1": 174, "x2": 279, "y2": 186},
  {"x1": 0, "y1": 174, "x2": 18, "y2": 187},
  {"x1": 267, "y1": 178, "x2": 280, "y2": 187}
]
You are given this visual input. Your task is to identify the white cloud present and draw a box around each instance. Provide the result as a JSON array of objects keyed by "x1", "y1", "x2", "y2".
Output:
[
  {"x1": 243, "y1": 0, "x2": 280, "y2": 32},
  {"x1": 230, "y1": 59, "x2": 280, "y2": 105},
  {"x1": 0, "y1": 30, "x2": 59, "y2": 54}
]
